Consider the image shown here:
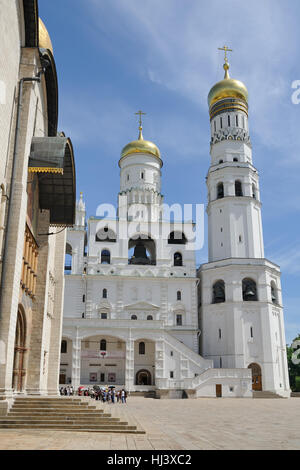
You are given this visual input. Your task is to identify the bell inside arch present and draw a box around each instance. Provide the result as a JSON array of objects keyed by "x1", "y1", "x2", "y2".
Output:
[{"x1": 130, "y1": 241, "x2": 151, "y2": 265}]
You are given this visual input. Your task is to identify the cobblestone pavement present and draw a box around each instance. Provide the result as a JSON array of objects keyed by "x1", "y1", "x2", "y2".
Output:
[{"x1": 0, "y1": 397, "x2": 299, "y2": 450}]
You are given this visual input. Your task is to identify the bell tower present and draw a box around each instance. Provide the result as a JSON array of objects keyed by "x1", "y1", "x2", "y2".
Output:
[
  {"x1": 118, "y1": 111, "x2": 163, "y2": 222},
  {"x1": 199, "y1": 48, "x2": 290, "y2": 397},
  {"x1": 206, "y1": 48, "x2": 263, "y2": 262}
]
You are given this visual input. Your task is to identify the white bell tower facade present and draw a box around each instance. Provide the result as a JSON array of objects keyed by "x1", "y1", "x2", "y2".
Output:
[{"x1": 199, "y1": 52, "x2": 290, "y2": 397}]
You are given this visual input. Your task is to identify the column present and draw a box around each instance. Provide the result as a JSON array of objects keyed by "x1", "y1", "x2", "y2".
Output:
[
  {"x1": 71, "y1": 328, "x2": 81, "y2": 390},
  {"x1": 125, "y1": 336, "x2": 134, "y2": 391}
]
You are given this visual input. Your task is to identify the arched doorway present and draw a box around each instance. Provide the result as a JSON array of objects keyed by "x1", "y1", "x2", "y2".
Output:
[
  {"x1": 136, "y1": 369, "x2": 151, "y2": 385},
  {"x1": 12, "y1": 308, "x2": 27, "y2": 392},
  {"x1": 248, "y1": 363, "x2": 262, "y2": 391}
]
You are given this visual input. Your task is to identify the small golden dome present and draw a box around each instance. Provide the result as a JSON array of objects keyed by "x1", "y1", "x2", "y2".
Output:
[
  {"x1": 120, "y1": 127, "x2": 162, "y2": 164},
  {"x1": 39, "y1": 18, "x2": 53, "y2": 54},
  {"x1": 208, "y1": 62, "x2": 248, "y2": 108}
]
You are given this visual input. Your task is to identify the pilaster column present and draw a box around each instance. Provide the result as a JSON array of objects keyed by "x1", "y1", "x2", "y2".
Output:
[
  {"x1": 125, "y1": 335, "x2": 134, "y2": 391},
  {"x1": 71, "y1": 328, "x2": 81, "y2": 390}
]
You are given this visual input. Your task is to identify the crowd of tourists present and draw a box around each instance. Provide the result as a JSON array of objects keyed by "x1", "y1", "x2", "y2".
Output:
[
  {"x1": 60, "y1": 385, "x2": 75, "y2": 396},
  {"x1": 78, "y1": 386, "x2": 128, "y2": 403},
  {"x1": 59, "y1": 385, "x2": 127, "y2": 403}
]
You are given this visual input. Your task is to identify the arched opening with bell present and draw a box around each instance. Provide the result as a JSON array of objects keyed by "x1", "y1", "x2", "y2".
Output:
[
  {"x1": 128, "y1": 235, "x2": 156, "y2": 265},
  {"x1": 242, "y1": 278, "x2": 258, "y2": 301}
]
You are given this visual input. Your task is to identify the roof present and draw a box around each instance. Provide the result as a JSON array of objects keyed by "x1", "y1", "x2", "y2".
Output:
[{"x1": 28, "y1": 136, "x2": 76, "y2": 226}]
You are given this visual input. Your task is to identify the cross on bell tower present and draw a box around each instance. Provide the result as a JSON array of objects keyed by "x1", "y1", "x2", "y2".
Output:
[{"x1": 218, "y1": 45, "x2": 233, "y2": 63}]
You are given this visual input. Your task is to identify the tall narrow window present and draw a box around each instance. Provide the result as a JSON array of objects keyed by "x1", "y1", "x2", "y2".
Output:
[
  {"x1": 61, "y1": 340, "x2": 67, "y2": 354},
  {"x1": 176, "y1": 314, "x2": 183, "y2": 326},
  {"x1": 250, "y1": 326, "x2": 253, "y2": 338},
  {"x1": 214, "y1": 120, "x2": 216, "y2": 132},
  {"x1": 177, "y1": 291, "x2": 182, "y2": 301},
  {"x1": 252, "y1": 184, "x2": 257, "y2": 199},
  {"x1": 271, "y1": 282, "x2": 278, "y2": 304},
  {"x1": 101, "y1": 249, "x2": 110, "y2": 264},
  {"x1": 174, "y1": 252, "x2": 182, "y2": 266},
  {"x1": 139, "y1": 342, "x2": 145, "y2": 355},
  {"x1": 141, "y1": 172, "x2": 144, "y2": 179},
  {"x1": 217, "y1": 182, "x2": 224, "y2": 199},
  {"x1": 100, "y1": 339, "x2": 106, "y2": 351},
  {"x1": 236, "y1": 115, "x2": 239, "y2": 127},
  {"x1": 220, "y1": 117, "x2": 223, "y2": 128},
  {"x1": 102, "y1": 288, "x2": 107, "y2": 299},
  {"x1": 218, "y1": 329, "x2": 222, "y2": 339},
  {"x1": 235, "y1": 180, "x2": 243, "y2": 197},
  {"x1": 228, "y1": 115, "x2": 230, "y2": 126}
]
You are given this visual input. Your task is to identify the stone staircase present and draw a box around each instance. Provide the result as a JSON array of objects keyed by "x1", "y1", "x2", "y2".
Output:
[
  {"x1": 252, "y1": 391, "x2": 284, "y2": 399},
  {"x1": 0, "y1": 397, "x2": 145, "y2": 433}
]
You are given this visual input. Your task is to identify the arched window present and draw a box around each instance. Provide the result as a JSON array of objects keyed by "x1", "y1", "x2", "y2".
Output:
[
  {"x1": 271, "y1": 281, "x2": 278, "y2": 304},
  {"x1": 101, "y1": 250, "x2": 110, "y2": 264},
  {"x1": 139, "y1": 342, "x2": 145, "y2": 355},
  {"x1": 212, "y1": 280, "x2": 225, "y2": 304},
  {"x1": 235, "y1": 180, "x2": 243, "y2": 197},
  {"x1": 96, "y1": 227, "x2": 116, "y2": 242},
  {"x1": 236, "y1": 114, "x2": 239, "y2": 127},
  {"x1": 217, "y1": 182, "x2": 224, "y2": 199},
  {"x1": 61, "y1": 340, "x2": 67, "y2": 354},
  {"x1": 242, "y1": 278, "x2": 258, "y2": 301},
  {"x1": 102, "y1": 288, "x2": 107, "y2": 299},
  {"x1": 100, "y1": 339, "x2": 106, "y2": 351},
  {"x1": 252, "y1": 184, "x2": 257, "y2": 199},
  {"x1": 177, "y1": 291, "x2": 182, "y2": 301},
  {"x1": 131, "y1": 315, "x2": 137, "y2": 320},
  {"x1": 128, "y1": 236, "x2": 156, "y2": 265},
  {"x1": 233, "y1": 157, "x2": 238, "y2": 162},
  {"x1": 147, "y1": 315, "x2": 153, "y2": 320},
  {"x1": 174, "y1": 252, "x2": 182, "y2": 266},
  {"x1": 168, "y1": 231, "x2": 187, "y2": 245}
]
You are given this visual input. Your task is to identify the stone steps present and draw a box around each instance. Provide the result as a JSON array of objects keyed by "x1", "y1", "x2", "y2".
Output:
[
  {"x1": 253, "y1": 391, "x2": 283, "y2": 399},
  {"x1": 9, "y1": 408, "x2": 111, "y2": 418},
  {"x1": 0, "y1": 423, "x2": 137, "y2": 431},
  {"x1": 0, "y1": 397, "x2": 145, "y2": 434}
]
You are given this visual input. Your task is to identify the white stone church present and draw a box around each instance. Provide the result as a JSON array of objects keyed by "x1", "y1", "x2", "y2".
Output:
[{"x1": 60, "y1": 56, "x2": 290, "y2": 398}]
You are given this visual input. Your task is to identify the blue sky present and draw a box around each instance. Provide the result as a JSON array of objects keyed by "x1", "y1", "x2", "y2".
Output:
[{"x1": 39, "y1": 0, "x2": 300, "y2": 344}]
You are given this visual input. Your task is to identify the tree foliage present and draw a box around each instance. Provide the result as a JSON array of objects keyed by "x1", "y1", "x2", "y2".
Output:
[{"x1": 287, "y1": 334, "x2": 300, "y2": 392}]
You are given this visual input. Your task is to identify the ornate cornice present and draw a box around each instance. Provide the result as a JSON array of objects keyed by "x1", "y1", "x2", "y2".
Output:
[{"x1": 210, "y1": 127, "x2": 251, "y2": 148}]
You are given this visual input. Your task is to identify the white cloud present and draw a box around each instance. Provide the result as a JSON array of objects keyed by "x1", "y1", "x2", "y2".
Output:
[{"x1": 84, "y1": 0, "x2": 300, "y2": 158}]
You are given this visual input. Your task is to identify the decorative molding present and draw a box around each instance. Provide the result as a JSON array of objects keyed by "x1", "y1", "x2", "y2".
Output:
[{"x1": 210, "y1": 127, "x2": 251, "y2": 147}]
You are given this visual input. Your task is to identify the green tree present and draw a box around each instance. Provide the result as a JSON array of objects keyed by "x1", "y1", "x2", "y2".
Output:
[{"x1": 287, "y1": 334, "x2": 300, "y2": 392}]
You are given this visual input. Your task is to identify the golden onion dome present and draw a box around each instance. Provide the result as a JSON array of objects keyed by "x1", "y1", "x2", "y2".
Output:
[
  {"x1": 208, "y1": 62, "x2": 248, "y2": 108},
  {"x1": 120, "y1": 127, "x2": 162, "y2": 164},
  {"x1": 39, "y1": 18, "x2": 53, "y2": 54}
]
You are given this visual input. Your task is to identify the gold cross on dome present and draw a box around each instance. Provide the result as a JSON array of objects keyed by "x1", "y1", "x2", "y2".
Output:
[
  {"x1": 218, "y1": 45, "x2": 233, "y2": 63},
  {"x1": 135, "y1": 110, "x2": 146, "y2": 127}
]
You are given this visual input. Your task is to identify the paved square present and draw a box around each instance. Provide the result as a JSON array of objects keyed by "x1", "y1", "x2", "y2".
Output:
[{"x1": 0, "y1": 397, "x2": 299, "y2": 450}]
